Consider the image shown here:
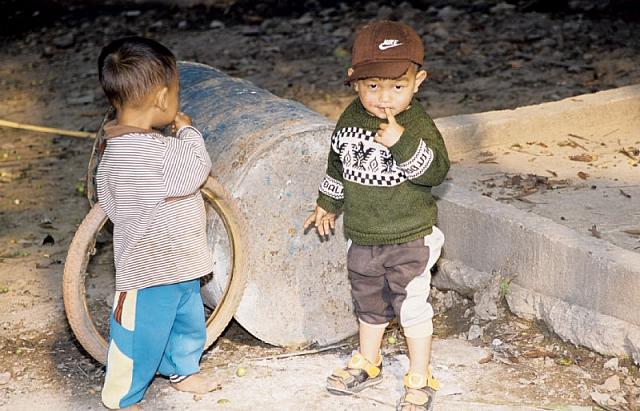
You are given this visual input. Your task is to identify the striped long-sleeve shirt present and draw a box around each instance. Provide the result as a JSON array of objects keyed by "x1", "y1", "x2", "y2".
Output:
[{"x1": 96, "y1": 122, "x2": 213, "y2": 291}]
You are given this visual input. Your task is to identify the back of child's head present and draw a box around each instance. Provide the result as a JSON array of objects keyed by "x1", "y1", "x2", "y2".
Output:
[{"x1": 98, "y1": 36, "x2": 177, "y2": 109}]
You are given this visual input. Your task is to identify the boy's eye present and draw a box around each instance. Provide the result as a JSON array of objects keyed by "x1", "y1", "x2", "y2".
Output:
[
  {"x1": 395, "y1": 85, "x2": 405, "y2": 90},
  {"x1": 368, "y1": 84, "x2": 377, "y2": 90}
]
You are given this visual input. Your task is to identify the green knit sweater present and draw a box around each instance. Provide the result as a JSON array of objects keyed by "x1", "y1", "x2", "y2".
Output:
[{"x1": 316, "y1": 97, "x2": 450, "y2": 245}]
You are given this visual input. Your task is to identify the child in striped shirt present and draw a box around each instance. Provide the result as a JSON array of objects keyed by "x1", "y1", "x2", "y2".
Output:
[{"x1": 96, "y1": 36, "x2": 218, "y2": 410}]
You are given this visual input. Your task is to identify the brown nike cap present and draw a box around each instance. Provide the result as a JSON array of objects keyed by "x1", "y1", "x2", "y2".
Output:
[{"x1": 349, "y1": 20, "x2": 424, "y2": 82}]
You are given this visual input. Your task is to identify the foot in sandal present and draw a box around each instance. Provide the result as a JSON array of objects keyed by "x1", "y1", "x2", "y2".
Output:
[{"x1": 326, "y1": 352, "x2": 383, "y2": 395}]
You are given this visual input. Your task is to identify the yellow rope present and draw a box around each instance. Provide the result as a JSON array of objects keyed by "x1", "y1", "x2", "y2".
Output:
[{"x1": 0, "y1": 119, "x2": 96, "y2": 139}]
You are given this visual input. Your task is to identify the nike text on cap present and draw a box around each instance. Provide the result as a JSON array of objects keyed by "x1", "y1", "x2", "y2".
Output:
[{"x1": 349, "y1": 20, "x2": 424, "y2": 81}]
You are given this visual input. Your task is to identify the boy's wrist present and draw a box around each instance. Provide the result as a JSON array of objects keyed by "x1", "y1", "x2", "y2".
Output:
[{"x1": 317, "y1": 194, "x2": 342, "y2": 215}]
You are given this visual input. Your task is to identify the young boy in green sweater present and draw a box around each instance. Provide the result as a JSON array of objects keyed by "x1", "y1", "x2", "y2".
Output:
[{"x1": 303, "y1": 21, "x2": 450, "y2": 410}]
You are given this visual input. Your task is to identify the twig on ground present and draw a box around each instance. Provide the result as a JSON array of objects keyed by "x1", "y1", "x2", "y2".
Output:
[
  {"x1": 76, "y1": 364, "x2": 90, "y2": 379},
  {"x1": 249, "y1": 342, "x2": 352, "y2": 361},
  {"x1": 568, "y1": 133, "x2": 591, "y2": 141},
  {"x1": 0, "y1": 119, "x2": 96, "y2": 139},
  {"x1": 567, "y1": 137, "x2": 588, "y2": 151}
]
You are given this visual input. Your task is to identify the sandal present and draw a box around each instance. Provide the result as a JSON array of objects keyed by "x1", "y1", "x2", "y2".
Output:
[
  {"x1": 326, "y1": 352, "x2": 383, "y2": 395},
  {"x1": 396, "y1": 371, "x2": 440, "y2": 411}
]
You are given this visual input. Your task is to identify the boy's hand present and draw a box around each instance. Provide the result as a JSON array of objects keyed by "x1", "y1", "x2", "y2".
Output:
[
  {"x1": 375, "y1": 108, "x2": 404, "y2": 148},
  {"x1": 303, "y1": 205, "x2": 336, "y2": 238},
  {"x1": 173, "y1": 111, "x2": 192, "y2": 131}
]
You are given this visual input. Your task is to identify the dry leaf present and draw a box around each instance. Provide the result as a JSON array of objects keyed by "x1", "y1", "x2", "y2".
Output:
[
  {"x1": 569, "y1": 154, "x2": 597, "y2": 162},
  {"x1": 546, "y1": 169, "x2": 558, "y2": 177},
  {"x1": 623, "y1": 229, "x2": 640, "y2": 237},
  {"x1": 577, "y1": 171, "x2": 589, "y2": 180},
  {"x1": 589, "y1": 225, "x2": 601, "y2": 238},
  {"x1": 555, "y1": 357, "x2": 573, "y2": 366},
  {"x1": 478, "y1": 354, "x2": 493, "y2": 364}
]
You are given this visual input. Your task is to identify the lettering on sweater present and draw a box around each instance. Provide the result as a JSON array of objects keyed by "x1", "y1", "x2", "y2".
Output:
[{"x1": 320, "y1": 175, "x2": 344, "y2": 200}]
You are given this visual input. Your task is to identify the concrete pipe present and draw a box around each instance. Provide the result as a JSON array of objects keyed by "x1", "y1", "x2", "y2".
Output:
[{"x1": 178, "y1": 61, "x2": 356, "y2": 347}]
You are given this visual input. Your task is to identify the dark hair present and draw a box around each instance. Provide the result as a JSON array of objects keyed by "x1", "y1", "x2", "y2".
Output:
[{"x1": 98, "y1": 36, "x2": 177, "y2": 109}]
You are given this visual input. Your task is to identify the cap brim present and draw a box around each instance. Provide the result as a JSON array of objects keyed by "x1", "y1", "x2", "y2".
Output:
[{"x1": 349, "y1": 61, "x2": 412, "y2": 82}]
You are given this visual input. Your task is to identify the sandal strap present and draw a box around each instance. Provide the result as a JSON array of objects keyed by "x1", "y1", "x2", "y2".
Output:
[
  {"x1": 403, "y1": 372, "x2": 440, "y2": 391},
  {"x1": 348, "y1": 353, "x2": 381, "y2": 378},
  {"x1": 333, "y1": 353, "x2": 382, "y2": 379}
]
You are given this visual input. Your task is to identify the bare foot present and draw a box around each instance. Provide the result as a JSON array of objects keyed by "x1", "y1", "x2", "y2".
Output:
[
  {"x1": 171, "y1": 373, "x2": 221, "y2": 394},
  {"x1": 120, "y1": 404, "x2": 142, "y2": 410}
]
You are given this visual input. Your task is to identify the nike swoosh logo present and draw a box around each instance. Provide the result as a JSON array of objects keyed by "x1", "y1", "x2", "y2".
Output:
[{"x1": 378, "y1": 40, "x2": 403, "y2": 50}]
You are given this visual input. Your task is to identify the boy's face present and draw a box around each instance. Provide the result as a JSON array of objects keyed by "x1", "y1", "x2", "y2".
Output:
[{"x1": 349, "y1": 64, "x2": 427, "y2": 120}]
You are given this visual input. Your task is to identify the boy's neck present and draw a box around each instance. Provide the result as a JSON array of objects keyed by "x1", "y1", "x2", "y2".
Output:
[{"x1": 116, "y1": 107, "x2": 155, "y2": 130}]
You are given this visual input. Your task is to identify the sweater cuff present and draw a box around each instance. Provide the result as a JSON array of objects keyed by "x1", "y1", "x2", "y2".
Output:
[
  {"x1": 317, "y1": 193, "x2": 342, "y2": 214},
  {"x1": 388, "y1": 129, "x2": 421, "y2": 164}
]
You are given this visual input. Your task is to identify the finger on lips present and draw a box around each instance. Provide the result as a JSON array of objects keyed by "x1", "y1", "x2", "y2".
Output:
[{"x1": 384, "y1": 108, "x2": 396, "y2": 122}]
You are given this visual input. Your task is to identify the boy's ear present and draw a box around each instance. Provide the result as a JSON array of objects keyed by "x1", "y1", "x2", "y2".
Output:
[
  {"x1": 413, "y1": 70, "x2": 428, "y2": 93},
  {"x1": 347, "y1": 69, "x2": 360, "y2": 91},
  {"x1": 154, "y1": 86, "x2": 169, "y2": 110}
]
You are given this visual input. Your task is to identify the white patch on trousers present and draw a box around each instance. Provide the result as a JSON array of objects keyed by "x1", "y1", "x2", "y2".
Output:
[{"x1": 399, "y1": 226, "x2": 445, "y2": 328}]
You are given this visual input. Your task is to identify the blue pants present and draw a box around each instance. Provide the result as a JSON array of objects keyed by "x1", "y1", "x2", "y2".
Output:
[{"x1": 101, "y1": 279, "x2": 206, "y2": 409}]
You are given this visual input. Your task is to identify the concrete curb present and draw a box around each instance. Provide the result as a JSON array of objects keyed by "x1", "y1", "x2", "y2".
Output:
[
  {"x1": 432, "y1": 84, "x2": 640, "y2": 361},
  {"x1": 435, "y1": 83, "x2": 640, "y2": 156}
]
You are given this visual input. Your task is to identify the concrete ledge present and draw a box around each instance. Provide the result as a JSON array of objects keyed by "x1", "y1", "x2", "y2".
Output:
[
  {"x1": 434, "y1": 182, "x2": 640, "y2": 359},
  {"x1": 432, "y1": 83, "x2": 640, "y2": 360},
  {"x1": 436, "y1": 84, "x2": 640, "y2": 156},
  {"x1": 507, "y1": 284, "x2": 640, "y2": 363}
]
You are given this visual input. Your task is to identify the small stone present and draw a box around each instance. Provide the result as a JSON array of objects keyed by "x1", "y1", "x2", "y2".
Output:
[
  {"x1": 491, "y1": 338, "x2": 503, "y2": 347},
  {"x1": 590, "y1": 391, "x2": 610, "y2": 405},
  {"x1": 124, "y1": 10, "x2": 141, "y2": 17},
  {"x1": 624, "y1": 376, "x2": 635, "y2": 386},
  {"x1": 443, "y1": 292, "x2": 454, "y2": 309},
  {"x1": 611, "y1": 393, "x2": 628, "y2": 405},
  {"x1": 490, "y1": 2, "x2": 516, "y2": 13},
  {"x1": 178, "y1": 21, "x2": 188, "y2": 30},
  {"x1": 377, "y1": 6, "x2": 393, "y2": 20},
  {"x1": 467, "y1": 324, "x2": 482, "y2": 340},
  {"x1": 42, "y1": 46, "x2": 54, "y2": 57},
  {"x1": 0, "y1": 372, "x2": 11, "y2": 384},
  {"x1": 332, "y1": 27, "x2": 351, "y2": 38},
  {"x1": 597, "y1": 375, "x2": 621, "y2": 392},
  {"x1": 568, "y1": 365, "x2": 591, "y2": 379},
  {"x1": 292, "y1": 14, "x2": 313, "y2": 25},
  {"x1": 437, "y1": 6, "x2": 462, "y2": 20},
  {"x1": 52, "y1": 33, "x2": 75, "y2": 48},
  {"x1": 209, "y1": 20, "x2": 225, "y2": 30}
]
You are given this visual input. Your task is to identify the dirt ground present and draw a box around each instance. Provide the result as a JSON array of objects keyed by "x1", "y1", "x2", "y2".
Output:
[{"x1": 1, "y1": 0, "x2": 640, "y2": 410}]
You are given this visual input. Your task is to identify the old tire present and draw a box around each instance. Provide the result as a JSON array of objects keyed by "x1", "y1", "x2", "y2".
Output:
[{"x1": 63, "y1": 176, "x2": 247, "y2": 364}]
